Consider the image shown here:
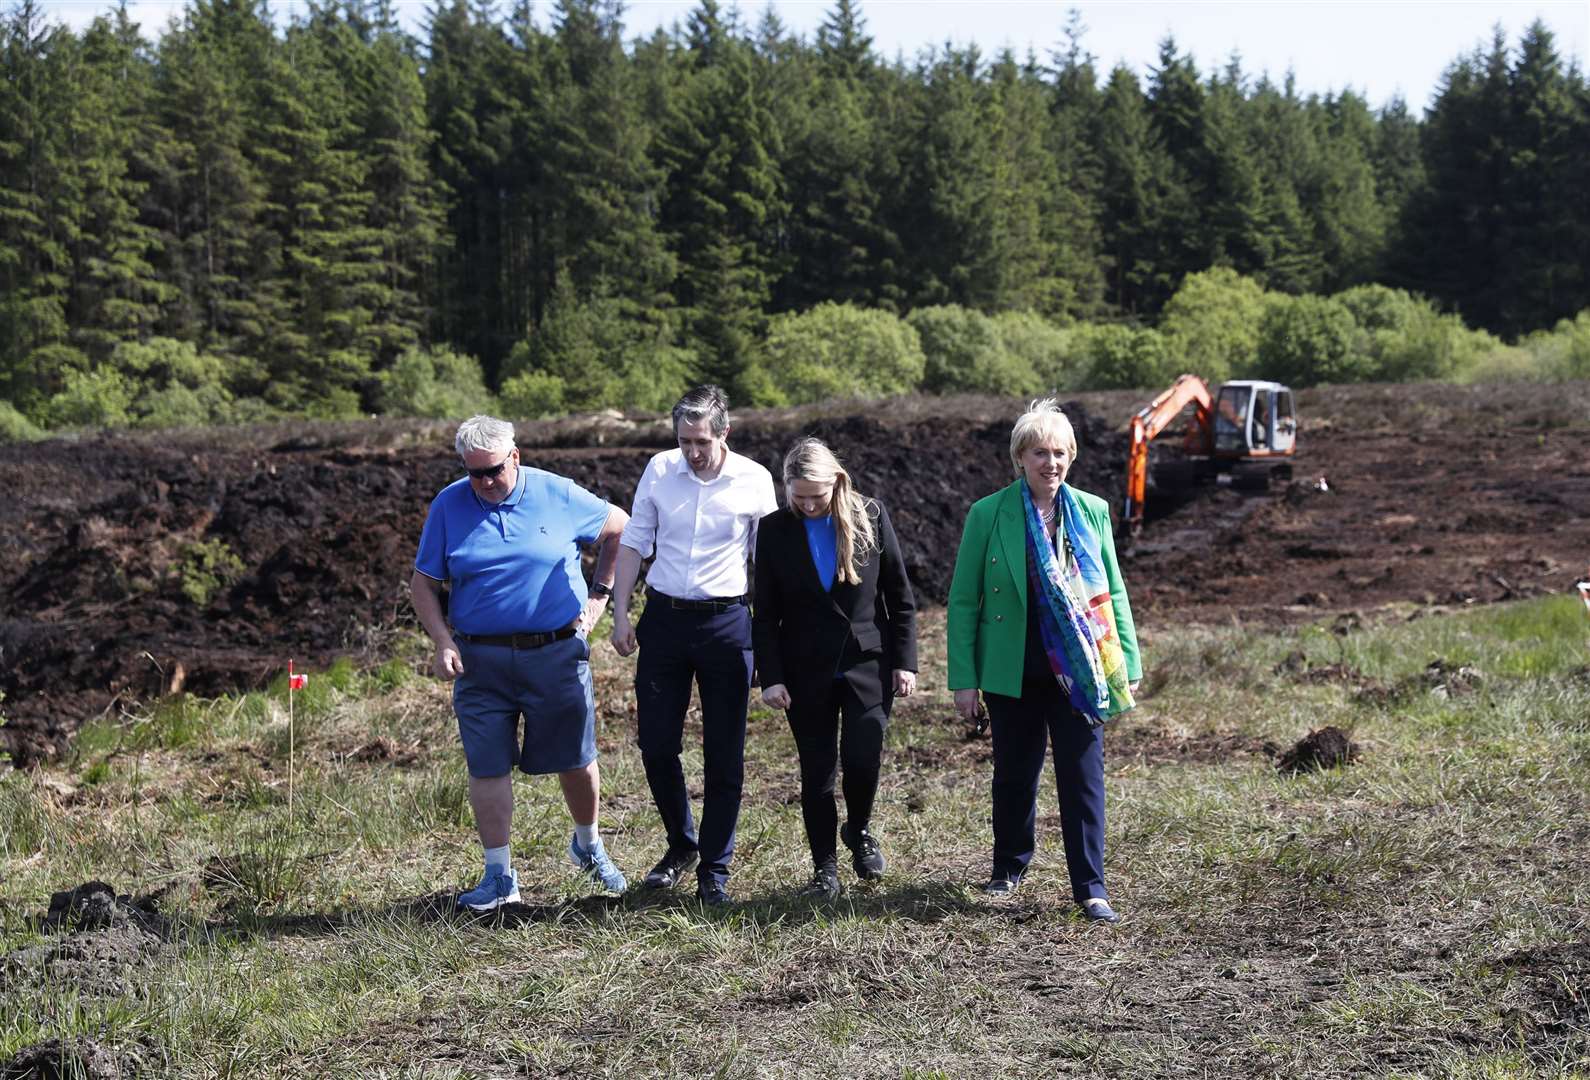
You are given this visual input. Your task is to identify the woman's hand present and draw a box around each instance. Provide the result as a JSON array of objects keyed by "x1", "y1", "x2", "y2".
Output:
[
  {"x1": 762, "y1": 683, "x2": 792, "y2": 710},
  {"x1": 953, "y1": 688, "x2": 981, "y2": 721},
  {"x1": 1130, "y1": 681, "x2": 1140, "y2": 695},
  {"x1": 893, "y1": 670, "x2": 916, "y2": 697}
]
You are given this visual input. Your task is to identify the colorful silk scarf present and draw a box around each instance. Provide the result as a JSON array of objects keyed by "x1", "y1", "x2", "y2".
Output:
[{"x1": 1021, "y1": 480, "x2": 1136, "y2": 723}]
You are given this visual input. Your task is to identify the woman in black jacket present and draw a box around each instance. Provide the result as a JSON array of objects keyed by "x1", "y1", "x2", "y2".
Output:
[{"x1": 753, "y1": 437, "x2": 918, "y2": 898}]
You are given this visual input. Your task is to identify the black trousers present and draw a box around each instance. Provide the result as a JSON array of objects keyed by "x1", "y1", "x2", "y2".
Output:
[
  {"x1": 984, "y1": 678, "x2": 1107, "y2": 902},
  {"x1": 785, "y1": 663, "x2": 887, "y2": 868}
]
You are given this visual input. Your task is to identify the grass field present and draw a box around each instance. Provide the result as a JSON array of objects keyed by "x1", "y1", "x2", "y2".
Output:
[{"x1": 2, "y1": 596, "x2": 1588, "y2": 1078}]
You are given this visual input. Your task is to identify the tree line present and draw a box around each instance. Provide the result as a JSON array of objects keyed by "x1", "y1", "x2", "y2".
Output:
[{"x1": 1, "y1": 0, "x2": 1587, "y2": 434}]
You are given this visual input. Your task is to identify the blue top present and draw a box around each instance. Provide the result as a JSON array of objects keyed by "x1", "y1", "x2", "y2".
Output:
[
  {"x1": 803, "y1": 514, "x2": 837, "y2": 592},
  {"x1": 414, "y1": 466, "x2": 611, "y2": 634}
]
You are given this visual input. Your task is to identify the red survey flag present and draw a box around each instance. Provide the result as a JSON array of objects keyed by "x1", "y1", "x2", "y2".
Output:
[{"x1": 288, "y1": 658, "x2": 308, "y2": 690}]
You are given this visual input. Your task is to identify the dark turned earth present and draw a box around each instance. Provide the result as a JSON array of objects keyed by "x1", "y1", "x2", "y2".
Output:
[{"x1": 4, "y1": 383, "x2": 1589, "y2": 767}]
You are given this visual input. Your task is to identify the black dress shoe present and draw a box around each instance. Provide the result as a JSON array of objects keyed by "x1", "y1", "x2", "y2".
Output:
[
  {"x1": 695, "y1": 880, "x2": 732, "y2": 907},
  {"x1": 642, "y1": 849, "x2": 699, "y2": 890},
  {"x1": 980, "y1": 875, "x2": 1019, "y2": 897},
  {"x1": 797, "y1": 864, "x2": 843, "y2": 900},
  {"x1": 840, "y1": 822, "x2": 886, "y2": 881},
  {"x1": 1082, "y1": 898, "x2": 1120, "y2": 923}
]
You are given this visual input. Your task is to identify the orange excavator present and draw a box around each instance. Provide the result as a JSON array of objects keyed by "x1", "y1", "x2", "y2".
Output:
[{"x1": 1123, "y1": 374, "x2": 1297, "y2": 534}]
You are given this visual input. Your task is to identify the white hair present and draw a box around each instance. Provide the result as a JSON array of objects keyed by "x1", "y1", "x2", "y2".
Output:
[
  {"x1": 455, "y1": 415, "x2": 516, "y2": 457},
  {"x1": 1009, "y1": 398, "x2": 1078, "y2": 475}
]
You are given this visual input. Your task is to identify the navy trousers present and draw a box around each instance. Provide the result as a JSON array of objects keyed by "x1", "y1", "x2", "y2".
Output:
[
  {"x1": 984, "y1": 678, "x2": 1108, "y2": 902},
  {"x1": 634, "y1": 602, "x2": 753, "y2": 888}
]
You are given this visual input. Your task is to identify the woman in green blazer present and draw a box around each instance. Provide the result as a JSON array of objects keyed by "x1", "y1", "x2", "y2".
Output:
[{"x1": 947, "y1": 399, "x2": 1142, "y2": 922}]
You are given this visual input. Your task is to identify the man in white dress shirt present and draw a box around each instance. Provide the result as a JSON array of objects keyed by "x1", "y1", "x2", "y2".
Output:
[{"x1": 611, "y1": 386, "x2": 778, "y2": 905}]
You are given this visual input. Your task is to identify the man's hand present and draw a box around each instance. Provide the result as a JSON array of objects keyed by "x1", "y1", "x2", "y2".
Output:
[
  {"x1": 762, "y1": 683, "x2": 791, "y2": 710},
  {"x1": 953, "y1": 688, "x2": 981, "y2": 721},
  {"x1": 580, "y1": 594, "x2": 609, "y2": 635},
  {"x1": 611, "y1": 612, "x2": 637, "y2": 657},
  {"x1": 893, "y1": 670, "x2": 917, "y2": 697},
  {"x1": 433, "y1": 647, "x2": 465, "y2": 681}
]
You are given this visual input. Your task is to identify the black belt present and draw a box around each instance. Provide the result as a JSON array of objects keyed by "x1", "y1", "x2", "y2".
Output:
[
  {"x1": 454, "y1": 627, "x2": 578, "y2": 649},
  {"x1": 646, "y1": 587, "x2": 746, "y2": 612}
]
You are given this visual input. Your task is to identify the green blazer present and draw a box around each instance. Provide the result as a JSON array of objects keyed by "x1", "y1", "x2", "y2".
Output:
[{"x1": 946, "y1": 480, "x2": 1142, "y2": 697}]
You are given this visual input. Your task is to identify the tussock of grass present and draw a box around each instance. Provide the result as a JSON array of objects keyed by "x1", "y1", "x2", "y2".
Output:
[{"x1": 3, "y1": 596, "x2": 1589, "y2": 1076}]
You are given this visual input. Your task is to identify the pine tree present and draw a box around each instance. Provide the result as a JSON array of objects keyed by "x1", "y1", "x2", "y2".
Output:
[
  {"x1": 0, "y1": 1, "x2": 71, "y2": 416},
  {"x1": 1495, "y1": 20, "x2": 1587, "y2": 333},
  {"x1": 1041, "y1": 10, "x2": 1108, "y2": 320},
  {"x1": 658, "y1": 21, "x2": 787, "y2": 393},
  {"x1": 1093, "y1": 64, "x2": 1179, "y2": 314},
  {"x1": 66, "y1": 11, "x2": 170, "y2": 358}
]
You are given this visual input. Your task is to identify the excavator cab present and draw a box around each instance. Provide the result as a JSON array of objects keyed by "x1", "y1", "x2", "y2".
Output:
[{"x1": 1214, "y1": 381, "x2": 1295, "y2": 457}]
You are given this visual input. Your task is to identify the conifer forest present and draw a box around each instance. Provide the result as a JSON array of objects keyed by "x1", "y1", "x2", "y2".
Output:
[{"x1": 1, "y1": 0, "x2": 1587, "y2": 432}]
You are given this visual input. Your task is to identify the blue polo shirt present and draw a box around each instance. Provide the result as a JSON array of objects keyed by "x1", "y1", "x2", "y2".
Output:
[{"x1": 414, "y1": 466, "x2": 611, "y2": 635}]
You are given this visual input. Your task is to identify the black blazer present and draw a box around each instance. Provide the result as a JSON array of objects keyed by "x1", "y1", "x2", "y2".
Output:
[{"x1": 752, "y1": 500, "x2": 918, "y2": 709}]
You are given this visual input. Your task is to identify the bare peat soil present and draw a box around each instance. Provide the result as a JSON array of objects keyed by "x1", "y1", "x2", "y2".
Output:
[{"x1": 3, "y1": 381, "x2": 1588, "y2": 765}]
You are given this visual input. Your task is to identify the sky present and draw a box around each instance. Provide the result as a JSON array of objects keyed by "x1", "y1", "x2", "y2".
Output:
[{"x1": 37, "y1": 0, "x2": 1590, "y2": 112}]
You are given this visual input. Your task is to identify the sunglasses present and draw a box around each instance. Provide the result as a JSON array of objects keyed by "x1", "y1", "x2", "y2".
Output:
[{"x1": 465, "y1": 452, "x2": 514, "y2": 480}]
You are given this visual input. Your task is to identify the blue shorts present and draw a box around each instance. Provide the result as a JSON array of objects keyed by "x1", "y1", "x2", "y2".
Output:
[{"x1": 452, "y1": 632, "x2": 596, "y2": 777}]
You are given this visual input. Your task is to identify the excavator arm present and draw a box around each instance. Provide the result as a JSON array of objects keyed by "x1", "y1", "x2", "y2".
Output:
[{"x1": 1124, "y1": 374, "x2": 1213, "y2": 534}]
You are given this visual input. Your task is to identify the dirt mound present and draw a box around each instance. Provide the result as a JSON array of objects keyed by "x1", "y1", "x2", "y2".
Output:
[
  {"x1": 0, "y1": 1038, "x2": 142, "y2": 1080},
  {"x1": 0, "y1": 883, "x2": 172, "y2": 1000},
  {"x1": 4, "y1": 381, "x2": 1590, "y2": 761},
  {"x1": 1276, "y1": 726, "x2": 1360, "y2": 774}
]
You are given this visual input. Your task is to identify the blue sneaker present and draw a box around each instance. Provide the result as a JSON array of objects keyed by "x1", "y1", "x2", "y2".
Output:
[
  {"x1": 569, "y1": 835, "x2": 627, "y2": 894},
  {"x1": 457, "y1": 867, "x2": 520, "y2": 912}
]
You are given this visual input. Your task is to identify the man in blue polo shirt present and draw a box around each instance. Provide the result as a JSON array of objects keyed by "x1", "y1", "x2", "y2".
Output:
[{"x1": 411, "y1": 415, "x2": 631, "y2": 911}]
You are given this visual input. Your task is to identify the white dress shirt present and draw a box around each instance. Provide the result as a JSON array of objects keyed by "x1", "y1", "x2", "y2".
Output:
[{"x1": 620, "y1": 447, "x2": 778, "y2": 599}]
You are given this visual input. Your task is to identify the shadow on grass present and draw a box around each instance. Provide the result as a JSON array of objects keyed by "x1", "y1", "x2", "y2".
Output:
[{"x1": 212, "y1": 877, "x2": 984, "y2": 940}]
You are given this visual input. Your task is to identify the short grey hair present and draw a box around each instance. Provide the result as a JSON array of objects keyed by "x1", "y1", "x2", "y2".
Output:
[
  {"x1": 672, "y1": 385, "x2": 730, "y2": 437},
  {"x1": 455, "y1": 415, "x2": 516, "y2": 457},
  {"x1": 1009, "y1": 398, "x2": 1078, "y2": 475}
]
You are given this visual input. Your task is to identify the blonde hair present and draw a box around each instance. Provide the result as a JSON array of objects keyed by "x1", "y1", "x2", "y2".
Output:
[
  {"x1": 782, "y1": 437, "x2": 878, "y2": 586},
  {"x1": 1009, "y1": 398, "x2": 1078, "y2": 475}
]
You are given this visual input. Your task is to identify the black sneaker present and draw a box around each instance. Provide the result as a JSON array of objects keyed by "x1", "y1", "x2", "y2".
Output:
[
  {"x1": 798, "y1": 864, "x2": 843, "y2": 900},
  {"x1": 695, "y1": 879, "x2": 732, "y2": 907},
  {"x1": 840, "y1": 822, "x2": 885, "y2": 881},
  {"x1": 643, "y1": 848, "x2": 699, "y2": 890}
]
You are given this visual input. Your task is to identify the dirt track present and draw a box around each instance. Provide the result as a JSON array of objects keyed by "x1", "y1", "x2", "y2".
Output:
[{"x1": 3, "y1": 382, "x2": 1588, "y2": 766}]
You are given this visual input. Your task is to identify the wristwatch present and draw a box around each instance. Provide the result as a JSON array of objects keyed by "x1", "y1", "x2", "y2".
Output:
[{"x1": 589, "y1": 582, "x2": 613, "y2": 599}]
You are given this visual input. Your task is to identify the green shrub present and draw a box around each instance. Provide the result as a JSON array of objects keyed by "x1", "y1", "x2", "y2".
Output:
[
  {"x1": 498, "y1": 369, "x2": 569, "y2": 419},
  {"x1": 1519, "y1": 310, "x2": 1590, "y2": 380},
  {"x1": 1159, "y1": 267, "x2": 1268, "y2": 383},
  {"x1": 504, "y1": 291, "x2": 695, "y2": 415},
  {"x1": 1256, "y1": 294, "x2": 1363, "y2": 386},
  {"x1": 43, "y1": 365, "x2": 133, "y2": 428},
  {"x1": 175, "y1": 538, "x2": 246, "y2": 607},
  {"x1": 990, "y1": 311, "x2": 1087, "y2": 392},
  {"x1": 1078, "y1": 323, "x2": 1174, "y2": 390},
  {"x1": 373, "y1": 346, "x2": 494, "y2": 419},
  {"x1": 746, "y1": 302, "x2": 926, "y2": 405},
  {"x1": 0, "y1": 401, "x2": 43, "y2": 443},
  {"x1": 909, "y1": 305, "x2": 1038, "y2": 395}
]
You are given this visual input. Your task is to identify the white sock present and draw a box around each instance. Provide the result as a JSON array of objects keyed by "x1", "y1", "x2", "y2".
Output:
[
  {"x1": 574, "y1": 822, "x2": 599, "y2": 849},
  {"x1": 484, "y1": 844, "x2": 511, "y2": 874}
]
